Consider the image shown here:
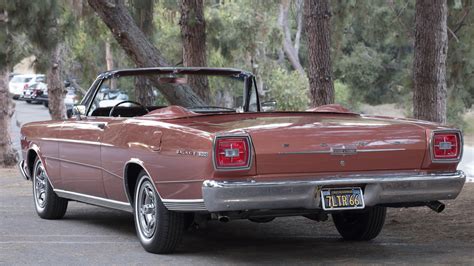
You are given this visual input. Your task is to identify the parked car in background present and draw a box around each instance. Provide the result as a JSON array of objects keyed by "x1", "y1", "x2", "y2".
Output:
[
  {"x1": 9, "y1": 74, "x2": 45, "y2": 99},
  {"x1": 21, "y1": 82, "x2": 48, "y2": 104},
  {"x1": 18, "y1": 67, "x2": 466, "y2": 254}
]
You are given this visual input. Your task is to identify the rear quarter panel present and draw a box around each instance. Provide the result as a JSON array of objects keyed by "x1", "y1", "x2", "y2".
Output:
[{"x1": 102, "y1": 119, "x2": 217, "y2": 201}]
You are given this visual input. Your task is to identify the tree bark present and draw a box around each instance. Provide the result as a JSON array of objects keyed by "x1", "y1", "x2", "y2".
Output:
[
  {"x1": 305, "y1": 0, "x2": 335, "y2": 107},
  {"x1": 132, "y1": 0, "x2": 156, "y2": 106},
  {"x1": 413, "y1": 0, "x2": 448, "y2": 124},
  {"x1": 105, "y1": 38, "x2": 117, "y2": 90},
  {"x1": 47, "y1": 44, "x2": 67, "y2": 120},
  {"x1": 179, "y1": 0, "x2": 209, "y2": 103},
  {"x1": 279, "y1": 0, "x2": 305, "y2": 76},
  {"x1": 0, "y1": 68, "x2": 17, "y2": 166},
  {"x1": 88, "y1": 0, "x2": 204, "y2": 107}
]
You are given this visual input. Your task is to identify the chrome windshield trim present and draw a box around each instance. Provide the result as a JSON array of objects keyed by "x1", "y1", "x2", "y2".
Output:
[
  {"x1": 203, "y1": 171, "x2": 465, "y2": 188},
  {"x1": 54, "y1": 189, "x2": 132, "y2": 212}
]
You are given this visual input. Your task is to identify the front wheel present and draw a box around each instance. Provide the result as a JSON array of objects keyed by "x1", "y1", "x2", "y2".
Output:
[
  {"x1": 32, "y1": 158, "x2": 68, "y2": 219},
  {"x1": 332, "y1": 206, "x2": 386, "y2": 241},
  {"x1": 134, "y1": 171, "x2": 185, "y2": 254}
]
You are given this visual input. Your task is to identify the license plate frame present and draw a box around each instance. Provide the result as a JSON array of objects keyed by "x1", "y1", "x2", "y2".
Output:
[{"x1": 321, "y1": 187, "x2": 365, "y2": 210}]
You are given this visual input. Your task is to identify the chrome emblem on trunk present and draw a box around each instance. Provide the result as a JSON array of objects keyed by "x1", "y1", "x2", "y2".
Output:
[
  {"x1": 331, "y1": 145, "x2": 358, "y2": 156},
  {"x1": 176, "y1": 150, "x2": 209, "y2": 157}
]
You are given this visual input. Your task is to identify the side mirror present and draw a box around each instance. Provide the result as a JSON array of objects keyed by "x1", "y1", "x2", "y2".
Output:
[
  {"x1": 72, "y1": 105, "x2": 86, "y2": 120},
  {"x1": 261, "y1": 101, "x2": 277, "y2": 112}
]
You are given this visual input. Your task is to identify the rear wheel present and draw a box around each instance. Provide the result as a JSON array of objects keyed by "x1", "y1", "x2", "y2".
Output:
[
  {"x1": 134, "y1": 171, "x2": 185, "y2": 254},
  {"x1": 332, "y1": 206, "x2": 386, "y2": 241},
  {"x1": 32, "y1": 158, "x2": 68, "y2": 219}
]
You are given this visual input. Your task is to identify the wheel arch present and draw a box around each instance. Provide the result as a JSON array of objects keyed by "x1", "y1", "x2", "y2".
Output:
[
  {"x1": 26, "y1": 145, "x2": 42, "y2": 179},
  {"x1": 123, "y1": 159, "x2": 164, "y2": 206}
]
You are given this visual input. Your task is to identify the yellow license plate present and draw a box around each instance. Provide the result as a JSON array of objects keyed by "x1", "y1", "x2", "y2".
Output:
[{"x1": 321, "y1": 187, "x2": 365, "y2": 210}]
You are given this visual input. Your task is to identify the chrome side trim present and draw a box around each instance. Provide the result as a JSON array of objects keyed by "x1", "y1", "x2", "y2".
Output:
[
  {"x1": 155, "y1": 179, "x2": 204, "y2": 184},
  {"x1": 429, "y1": 129, "x2": 463, "y2": 163},
  {"x1": 40, "y1": 137, "x2": 113, "y2": 147},
  {"x1": 44, "y1": 156, "x2": 122, "y2": 179},
  {"x1": 162, "y1": 199, "x2": 207, "y2": 211},
  {"x1": 54, "y1": 189, "x2": 132, "y2": 212},
  {"x1": 278, "y1": 148, "x2": 406, "y2": 155}
]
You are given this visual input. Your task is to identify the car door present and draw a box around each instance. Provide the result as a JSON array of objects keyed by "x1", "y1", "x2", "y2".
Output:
[{"x1": 58, "y1": 116, "x2": 111, "y2": 198}]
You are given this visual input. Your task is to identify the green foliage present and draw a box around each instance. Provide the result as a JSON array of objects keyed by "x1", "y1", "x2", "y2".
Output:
[
  {"x1": 266, "y1": 67, "x2": 309, "y2": 111},
  {"x1": 5, "y1": 0, "x2": 472, "y2": 121},
  {"x1": 332, "y1": 0, "x2": 415, "y2": 106},
  {"x1": 334, "y1": 80, "x2": 355, "y2": 110},
  {"x1": 337, "y1": 44, "x2": 385, "y2": 104}
]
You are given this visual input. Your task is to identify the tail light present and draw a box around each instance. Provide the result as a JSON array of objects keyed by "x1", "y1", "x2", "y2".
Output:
[
  {"x1": 214, "y1": 136, "x2": 252, "y2": 169},
  {"x1": 431, "y1": 131, "x2": 462, "y2": 162}
]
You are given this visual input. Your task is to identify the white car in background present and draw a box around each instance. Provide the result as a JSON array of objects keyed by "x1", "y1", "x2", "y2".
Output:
[{"x1": 9, "y1": 74, "x2": 46, "y2": 99}]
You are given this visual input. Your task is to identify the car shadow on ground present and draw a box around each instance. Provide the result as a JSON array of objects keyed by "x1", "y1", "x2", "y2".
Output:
[{"x1": 58, "y1": 204, "x2": 469, "y2": 264}]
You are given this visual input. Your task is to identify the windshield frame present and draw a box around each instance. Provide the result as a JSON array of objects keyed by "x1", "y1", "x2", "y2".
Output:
[{"x1": 81, "y1": 67, "x2": 260, "y2": 116}]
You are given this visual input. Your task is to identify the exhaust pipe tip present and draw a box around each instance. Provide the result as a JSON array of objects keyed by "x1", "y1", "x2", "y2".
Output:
[
  {"x1": 217, "y1": 215, "x2": 230, "y2": 223},
  {"x1": 426, "y1": 201, "x2": 445, "y2": 213}
]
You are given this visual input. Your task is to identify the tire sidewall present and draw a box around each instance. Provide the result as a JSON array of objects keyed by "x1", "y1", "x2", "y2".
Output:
[
  {"x1": 32, "y1": 159, "x2": 48, "y2": 215},
  {"x1": 134, "y1": 174, "x2": 159, "y2": 246}
]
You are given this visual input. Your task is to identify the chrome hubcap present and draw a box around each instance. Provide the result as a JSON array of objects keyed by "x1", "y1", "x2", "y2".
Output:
[
  {"x1": 138, "y1": 181, "x2": 156, "y2": 239},
  {"x1": 34, "y1": 164, "x2": 47, "y2": 208}
]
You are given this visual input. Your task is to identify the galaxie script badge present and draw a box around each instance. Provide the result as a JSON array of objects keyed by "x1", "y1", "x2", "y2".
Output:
[{"x1": 176, "y1": 149, "x2": 209, "y2": 157}]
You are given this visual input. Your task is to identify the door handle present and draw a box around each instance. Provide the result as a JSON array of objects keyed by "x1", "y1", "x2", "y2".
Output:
[{"x1": 96, "y1": 123, "x2": 107, "y2": 129}]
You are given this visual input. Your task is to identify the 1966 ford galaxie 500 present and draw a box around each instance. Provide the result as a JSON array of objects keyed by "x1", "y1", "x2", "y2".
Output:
[{"x1": 18, "y1": 67, "x2": 465, "y2": 254}]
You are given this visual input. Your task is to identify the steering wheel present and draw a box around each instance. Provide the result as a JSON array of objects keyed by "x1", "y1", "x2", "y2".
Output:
[{"x1": 109, "y1": 100, "x2": 150, "y2": 117}]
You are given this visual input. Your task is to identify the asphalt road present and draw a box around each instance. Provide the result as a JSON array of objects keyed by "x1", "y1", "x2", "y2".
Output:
[{"x1": 1, "y1": 169, "x2": 473, "y2": 265}]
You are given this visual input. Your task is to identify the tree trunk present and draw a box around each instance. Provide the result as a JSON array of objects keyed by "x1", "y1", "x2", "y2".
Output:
[
  {"x1": 305, "y1": 0, "x2": 335, "y2": 107},
  {"x1": 413, "y1": 0, "x2": 448, "y2": 124},
  {"x1": 179, "y1": 0, "x2": 210, "y2": 103},
  {"x1": 0, "y1": 67, "x2": 17, "y2": 166},
  {"x1": 105, "y1": 38, "x2": 117, "y2": 90},
  {"x1": 47, "y1": 44, "x2": 67, "y2": 120},
  {"x1": 132, "y1": 0, "x2": 156, "y2": 106},
  {"x1": 278, "y1": 0, "x2": 305, "y2": 76},
  {"x1": 88, "y1": 0, "x2": 204, "y2": 107}
]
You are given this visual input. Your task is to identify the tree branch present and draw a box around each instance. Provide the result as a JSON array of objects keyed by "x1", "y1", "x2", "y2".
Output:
[{"x1": 279, "y1": 0, "x2": 305, "y2": 76}]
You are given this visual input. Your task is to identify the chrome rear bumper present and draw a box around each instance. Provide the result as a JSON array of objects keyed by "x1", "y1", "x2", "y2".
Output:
[{"x1": 202, "y1": 171, "x2": 466, "y2": 212}]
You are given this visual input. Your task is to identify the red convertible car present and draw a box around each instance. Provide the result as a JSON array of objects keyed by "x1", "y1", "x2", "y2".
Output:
[{"x1": 19, "y1": 67, "x2": 465, "y2": 254}]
